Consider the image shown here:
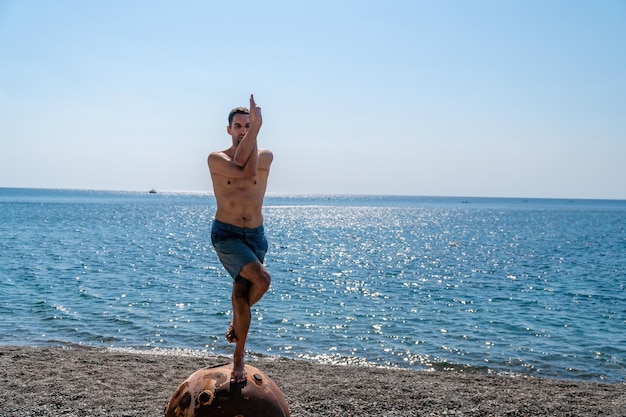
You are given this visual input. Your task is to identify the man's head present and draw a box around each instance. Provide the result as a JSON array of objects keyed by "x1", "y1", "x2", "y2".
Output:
[
  {"x1": 228, "y1": 107, "x2": 249, "y2": 127},
  {"x1": 227, "y1": 107, "x2": 250, "y2": 146}
]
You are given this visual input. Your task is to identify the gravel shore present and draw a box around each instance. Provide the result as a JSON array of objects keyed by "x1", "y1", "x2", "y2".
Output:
[{"x1": 0, "y1": 345, "x2": 623, "y2": 416}]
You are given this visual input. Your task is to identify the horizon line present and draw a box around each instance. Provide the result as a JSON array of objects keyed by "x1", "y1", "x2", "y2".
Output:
[{"x1": 1, "y1": 186, "x2": 625, "y2": 202}]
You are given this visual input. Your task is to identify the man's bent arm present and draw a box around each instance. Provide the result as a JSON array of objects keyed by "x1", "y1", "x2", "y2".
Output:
[
  {"x1": 233, "y1": 94, "x2": 262, "y2": 170},
  {"x1": 208, "y1": 152, "x2": 250, "y2": 178},
  {"x1": 208, "y1": 146, "x2": 270, "y2": 179},
  {"x1": 233, "y1": 127, "x2": 259, "y2": 171}
]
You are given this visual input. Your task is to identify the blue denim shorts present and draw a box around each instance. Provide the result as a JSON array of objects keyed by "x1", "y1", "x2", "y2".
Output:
[{"x1": 211, "y1": 219, "x2": 268, "y2": 283}]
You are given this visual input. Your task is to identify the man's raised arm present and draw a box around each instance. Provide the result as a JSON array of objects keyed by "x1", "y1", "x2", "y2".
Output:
[{"x1": 233, "y1": 94, "x2": 262, "y2": 173}]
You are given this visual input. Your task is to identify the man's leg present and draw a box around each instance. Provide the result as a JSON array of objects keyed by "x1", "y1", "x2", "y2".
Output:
[
  {"x1": 230, "y1": 281, "x2": 251, "y2": 383},
  {"x1": 240, "y1": 261, "x2": 271, "y2": 306},
  {"x1": 230, "y1": 261, "x2": 271, "y2": 382}
]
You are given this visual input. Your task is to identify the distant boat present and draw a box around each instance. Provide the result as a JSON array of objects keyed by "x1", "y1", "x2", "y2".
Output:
[{"x1": 149, "y1": 189, "x2": 157, "y2": 194}]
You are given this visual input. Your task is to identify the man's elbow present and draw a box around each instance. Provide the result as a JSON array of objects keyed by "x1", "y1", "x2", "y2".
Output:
[{"x1": 232, "y1": 156, "x2": 247, "y2": 168}]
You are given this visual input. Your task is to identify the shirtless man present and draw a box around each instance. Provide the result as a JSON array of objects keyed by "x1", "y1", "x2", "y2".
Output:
[{"x1": 208, "y1": 94, "x2": 273, "y2": 383}]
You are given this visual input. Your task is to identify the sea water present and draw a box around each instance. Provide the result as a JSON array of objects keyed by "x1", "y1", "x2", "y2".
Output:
[{"x1": 0, "y1": 188, "x2": 624, "y2": 382}]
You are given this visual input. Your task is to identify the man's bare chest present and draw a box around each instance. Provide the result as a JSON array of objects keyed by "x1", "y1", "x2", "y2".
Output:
[{"x1": 225, "y1": 176, "x2": 258, "y2": 190}]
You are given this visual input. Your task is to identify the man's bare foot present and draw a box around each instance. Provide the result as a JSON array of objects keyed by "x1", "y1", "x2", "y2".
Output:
[
  {"x1": 225, "y1": 322, "x2": 237, "y2": 343},
  {"x1": 231, "y1": 353, "x2": 247, "y2": 383}
]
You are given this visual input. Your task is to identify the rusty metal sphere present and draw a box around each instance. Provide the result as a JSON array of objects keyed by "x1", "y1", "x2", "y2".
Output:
[{"x1": 165, "y1": 363, "x2": 290, "y2": 417}]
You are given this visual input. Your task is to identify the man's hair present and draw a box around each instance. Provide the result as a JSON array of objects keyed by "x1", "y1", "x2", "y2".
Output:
[{"x1": 228, "y1": 107, "x2": 249, "y2": 127}]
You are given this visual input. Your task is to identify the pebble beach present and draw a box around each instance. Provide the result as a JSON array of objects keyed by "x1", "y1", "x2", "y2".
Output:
[{"x1": 0, "y1": 345, "x2": 624, "y2": 416}]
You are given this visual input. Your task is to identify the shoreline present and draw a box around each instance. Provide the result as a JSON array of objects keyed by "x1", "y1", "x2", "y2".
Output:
[{"x1": 0, "y1": 345, "x2": 624, "y2": 416}]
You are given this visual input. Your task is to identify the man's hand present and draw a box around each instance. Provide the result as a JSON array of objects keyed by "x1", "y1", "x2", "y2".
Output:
[{"x1": 249, "y1": 94, "x2": 262, "y2": 129}]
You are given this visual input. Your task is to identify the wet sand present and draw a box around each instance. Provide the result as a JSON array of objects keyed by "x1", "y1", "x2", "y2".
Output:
[{"x1": 0, "y1": 345, "x2": 624, "y2": 416}]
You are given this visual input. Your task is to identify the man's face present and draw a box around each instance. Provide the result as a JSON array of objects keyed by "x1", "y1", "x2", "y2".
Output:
[{"x1": 227, "y1": 113, "x2": 250, "y2": 145}]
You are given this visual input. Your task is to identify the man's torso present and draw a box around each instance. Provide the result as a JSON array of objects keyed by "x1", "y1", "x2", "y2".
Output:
[{"x1": 209, "y1": 149, "x2": 272, "y2": 228}]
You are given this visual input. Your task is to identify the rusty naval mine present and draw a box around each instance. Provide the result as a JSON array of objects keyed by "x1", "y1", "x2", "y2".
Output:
[{"x1": 164, "y1": 363, "x2": 290, "y2": 417}]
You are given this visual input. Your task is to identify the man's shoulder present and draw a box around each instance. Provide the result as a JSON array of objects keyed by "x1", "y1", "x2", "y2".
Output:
[
  {"x1": 210, "y1": 149, "x2": 231, "y2": 157},
  {"x1": 258, "y1": 149, "x2": 273, "y2": 168},
  {"x1": 208, "y1": 150, "x2": 231, "y2": 163},
  {"x1": 259, "y1": 148, "x2": 273, "y2": 159}
]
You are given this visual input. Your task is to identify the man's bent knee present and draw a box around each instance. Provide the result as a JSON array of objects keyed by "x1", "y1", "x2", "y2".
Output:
[
  {"x1": 240, "y1": 262, "x2": 271, "y2": 291},
  {"x1": 261, "y1": 269, "x2": 272, "y2": 291},
  {"x1": 258, "y1": 269, "x2": 271, "y2": 293}
]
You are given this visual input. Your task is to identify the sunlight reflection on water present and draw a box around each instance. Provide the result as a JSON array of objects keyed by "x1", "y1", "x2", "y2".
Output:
[{"x1": 1, "y1": 190, "x2": 624, "y2": 381}]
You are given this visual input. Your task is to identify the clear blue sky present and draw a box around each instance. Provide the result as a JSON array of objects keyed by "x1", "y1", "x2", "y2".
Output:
[{"x1": 1, "y1": 1, "x2": 624, "y2": 199}]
